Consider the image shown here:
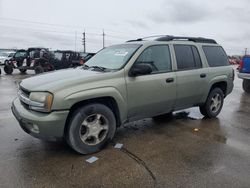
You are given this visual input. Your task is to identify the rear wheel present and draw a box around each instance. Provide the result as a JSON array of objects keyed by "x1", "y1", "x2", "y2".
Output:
[
  {"x1": 4, "y1": 65, "x2": 13, "y2": 75},
  {"x1": 199, "y1": 88, "x2": 224, "y2": 118},
  {"x1": 242, "y1": 79, "x2": 250, "y2": 93},
  {"x1": 34, "y1": 66, "x2": 44, "y2": 74},
  {"x1": 19, "y1": 68, "x2": 27, "y2": 74},
  {"x1": 66, "y1": 103, "x2": 116, "y2": 154}
]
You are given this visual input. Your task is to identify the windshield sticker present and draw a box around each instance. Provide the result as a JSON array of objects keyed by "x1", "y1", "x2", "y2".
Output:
[{"x1": 114, "y1": 51, "x2": 128, "y2": 56}]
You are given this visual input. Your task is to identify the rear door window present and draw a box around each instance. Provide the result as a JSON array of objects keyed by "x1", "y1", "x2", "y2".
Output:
[
  {"x1": 202, "y1": 46, "x2": 229, "y2": 67},
  {"x1": 174, "y1": 45, "x2": 202, "y2": 70}
]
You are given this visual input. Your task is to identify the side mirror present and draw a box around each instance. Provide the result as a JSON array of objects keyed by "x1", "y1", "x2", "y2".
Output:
[{"x1": 129, "y1": 63, "x2": 153, "y2": 77}]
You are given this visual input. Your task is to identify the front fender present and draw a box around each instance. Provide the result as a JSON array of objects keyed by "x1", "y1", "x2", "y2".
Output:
[{"x1": 53, "y1": 87, "x2": 127, "y2": 122}]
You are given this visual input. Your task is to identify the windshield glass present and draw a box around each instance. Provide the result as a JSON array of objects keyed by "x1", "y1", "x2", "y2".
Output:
[
  {"x1": 15, "y1": 51, "x2": 27, "y2": 58},
  {"x1": 54, "y1": 52, "x2": 63, "y2": 60},
  {"x1": 85, "y1": 44, "x2": 141, "y2": 70}
]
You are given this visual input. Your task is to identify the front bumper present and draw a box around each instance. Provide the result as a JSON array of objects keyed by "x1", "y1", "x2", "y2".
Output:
[
  {"x1": 12, "y1": 98, "x2": 69, "y2": 141},
  {"x1": 238, "y1": 72, "x2": 250, "y2": 80}
]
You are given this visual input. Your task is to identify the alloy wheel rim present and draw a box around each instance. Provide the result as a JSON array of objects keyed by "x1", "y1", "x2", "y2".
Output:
[
  {"x1": 210, "y1": 93, "x2": 222, "y2": 113},
  {"x1": 79, "y1": 114, "x2": 109, "y2": 146}
]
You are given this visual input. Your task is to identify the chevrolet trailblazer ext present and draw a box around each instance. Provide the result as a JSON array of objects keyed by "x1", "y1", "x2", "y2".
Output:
[{"x1": 12, "y1": 36, "x2": 234, "y2": 154}]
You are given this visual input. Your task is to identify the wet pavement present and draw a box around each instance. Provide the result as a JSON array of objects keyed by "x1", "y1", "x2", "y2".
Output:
[{"x1": 0, "y1": 69, "x2": 250, "y2": 188}]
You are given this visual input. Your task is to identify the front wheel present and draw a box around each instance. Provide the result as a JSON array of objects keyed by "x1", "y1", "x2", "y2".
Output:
[
  {"x1": 4, "y1": 65, "x2": 13, "y2": 75},
  {"x1": 34, "y1": 66, "x2": 44, "y2": 74},
  {"x1": 19, "y1": 68, "x2": 27, "y2": 74},
  {"x1": 199, "y1": 88, "x2": 224, "y2": 118},
  {"x1": 243, "y1": 79, "x2": 250, "y2": 93},
  {"x1": 66, "y1": 103, "x2": 116, "y2": 154}
]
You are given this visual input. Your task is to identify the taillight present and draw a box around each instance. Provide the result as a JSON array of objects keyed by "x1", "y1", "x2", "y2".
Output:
[
  {"x1": 232, "y1": 69, "x2": 235, "y2": 81},
  {"x1": 239, "y1": 60, "x2": 244, "y2": 71}
]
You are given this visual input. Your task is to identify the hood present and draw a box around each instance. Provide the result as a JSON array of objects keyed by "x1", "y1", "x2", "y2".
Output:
[
  {"x1": 20, "y1": 68, "x2": 108, "y2": 92},
  {"x1": 0, "y1": 56, "x2": 8, "y2": 60}
]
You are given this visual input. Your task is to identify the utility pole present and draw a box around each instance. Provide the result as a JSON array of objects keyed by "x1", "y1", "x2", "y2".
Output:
[
  {"x1": 74, "y1": 31, "x2": 77, "y2": 52},
  {"x1": 102, "y1": 29, "x2": 105, "y2": 49},
  {"x1": 82, "y1": 31, "x2": 86, "y2": 53}
]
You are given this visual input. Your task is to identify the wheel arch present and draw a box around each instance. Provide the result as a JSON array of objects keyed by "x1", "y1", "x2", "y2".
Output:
[
  {"x1": 64, "y1": 96, "x2": 122, "y2": 137},
  {"x1": 210, "y1": 81, "x2": 227, "y2": 96}
]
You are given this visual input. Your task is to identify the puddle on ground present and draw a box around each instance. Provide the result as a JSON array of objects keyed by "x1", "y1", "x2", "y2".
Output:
[{"x1": 174, "y1": 111, "x2": 202, "y2": 120}]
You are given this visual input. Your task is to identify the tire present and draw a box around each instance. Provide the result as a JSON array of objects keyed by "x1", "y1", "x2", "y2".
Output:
[
  {"x1": 4, "y1": 65, "x2": 13, "y2": 75},
  {"x1": 153, "y1": 112, "x2": 173, "y2": 121},
  {"x1": 34, "y1": 66, "x2": 44, "y2": 74},
  {"x1": 242, "y1": 79, "x2": 250, "y2": 93},
  {"x1": 19, "y1": 68, "x2": 27, "y2": 74},
  {"x1": 199, "y1": 88, "x2": 224, "y2": 118},
  {"x1": 66, "y1": 103, "x2": 116, "y2": 154}
]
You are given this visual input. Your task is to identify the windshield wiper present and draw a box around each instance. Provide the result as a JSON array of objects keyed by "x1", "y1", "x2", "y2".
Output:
[{"x1": 88, "y1": 66, "x2": 107, "y2": 72}]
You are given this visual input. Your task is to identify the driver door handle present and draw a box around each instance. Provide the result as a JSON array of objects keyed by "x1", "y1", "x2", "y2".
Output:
[
  {"x1": 166, "y1": 78, "x2": 174, "y2": 83},
  {"x1": 200, "y1": 73, "x2": 206, "y2": 78}
]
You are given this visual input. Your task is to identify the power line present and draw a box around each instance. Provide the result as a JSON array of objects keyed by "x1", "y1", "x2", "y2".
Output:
[
  {"x1": 0, "y1": 17, "x2": 136, "y2": 37},
  {"x1": 0, "y1": 23, "x2": 131, "y2": 41}
]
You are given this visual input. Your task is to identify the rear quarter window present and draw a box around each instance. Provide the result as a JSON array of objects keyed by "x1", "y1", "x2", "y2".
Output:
[{"x1": 202, "y1": 46, "x2": 229, "y2": 67}]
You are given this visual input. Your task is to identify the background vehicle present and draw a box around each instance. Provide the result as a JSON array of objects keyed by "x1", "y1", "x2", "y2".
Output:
[
  {"x1": 0, "y1": 50, "x2": 16, "y2": 65},
  {"x1": 79, "y1": 52, "x2": 95, "y2": 64},
  {"x1": 4, "y1": 48, "x2": 54, "y2": 74},
  {"x1": 0, "y1": 50, "x2": 16, "y2": 75},
  {"x1": 238, "y1": 55, "x2": 250, "y2": 93},
  {"x1": 52, "y1": 50, "x2": 81, "y2": 69},
  {"x1": 12, "y1": 36, "x2": 234, "y2": 154},
  {"x1": 52, "y1": 51, "x2": 95, "y2": 70}
]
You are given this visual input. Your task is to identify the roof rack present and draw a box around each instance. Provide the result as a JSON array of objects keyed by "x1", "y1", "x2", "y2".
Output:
[
  {"x1": 155, "y1": 36, "x2": 217, "y2": 44},
  {"x1": 126, "y1": 38, "x2": 143, "y2": 42},
  {"x1": 126, "y1": 35, "x2": 217, "y2": 44}
]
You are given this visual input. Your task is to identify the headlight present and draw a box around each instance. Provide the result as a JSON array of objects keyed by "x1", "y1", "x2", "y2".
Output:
[{"x1": 29, "y1": 92, "x2": 53, "y2": 112}]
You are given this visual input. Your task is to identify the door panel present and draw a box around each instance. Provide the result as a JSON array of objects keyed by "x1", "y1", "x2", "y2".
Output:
[
  {"x1": 175, "y1": 68, "x2": 209, "y2": 109},
  {"x1": 126, "y1": 72, "x2": 176, "y2": 120}
]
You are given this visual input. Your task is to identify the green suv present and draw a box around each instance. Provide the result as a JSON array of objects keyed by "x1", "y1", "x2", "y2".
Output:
[{"x1": 12, "y1": 36, "x2": 234, "y2": 154}]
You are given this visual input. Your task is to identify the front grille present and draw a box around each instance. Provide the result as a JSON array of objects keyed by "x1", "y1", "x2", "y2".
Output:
[
  {"x1": 20, "y1": 100, "x2": 29, "y2": 110},
  {"x1": 20, "y1": 87, "x2": 30, "y2": 98},
  {"x1": 18, "y1": 87, "x2": 31, "y2": 109}
]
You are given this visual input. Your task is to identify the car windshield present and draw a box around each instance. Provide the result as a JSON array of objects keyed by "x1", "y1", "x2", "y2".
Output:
[
  {"x1": 15, "y1": 51, "x2": 27, "y2": 58},
  {"x1": 85, "y1": 44, "x2": 141, "y2": 70},
  {"x1": 54, "y1": 52, "x2": 63, "y2": 60}
]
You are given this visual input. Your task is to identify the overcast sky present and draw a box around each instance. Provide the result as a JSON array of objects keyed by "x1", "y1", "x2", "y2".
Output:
[{"x1": 0, "y1": 0, "x2": 249, "y2": 55}]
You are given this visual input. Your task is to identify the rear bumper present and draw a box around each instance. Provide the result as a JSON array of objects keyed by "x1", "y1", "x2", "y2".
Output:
[
  {"x1": 226, "y1": 80, "x2": 234, "y2": 96},
  {"x1": 238, "y1": 72, "x2": 250, "y2": 80},
  {"x1": 12, "y1": 98, "x2": 69, "y2": 141}
]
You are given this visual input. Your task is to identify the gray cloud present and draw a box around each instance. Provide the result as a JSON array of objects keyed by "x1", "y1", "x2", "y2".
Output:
[
  {"x1": 148, "y1": 0, "x2": 211, "y2": 24},
  {"x1": 0, "y1": 0, "x2": 250, "y2": 55},
  {"x1": 125, "y1": 20, "x2": 149, "y2": 29}
]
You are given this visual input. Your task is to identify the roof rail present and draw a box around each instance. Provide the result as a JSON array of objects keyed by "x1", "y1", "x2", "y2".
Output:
[
  {"x1": 155, "y1": 35, "x2": 217, "y2": 44},
  {"x1": 126, "y1": 35, "x2": 217, "y2": 44},
  {"x1": 126, "y1": 38, "x2": 143, "y2": 42}
]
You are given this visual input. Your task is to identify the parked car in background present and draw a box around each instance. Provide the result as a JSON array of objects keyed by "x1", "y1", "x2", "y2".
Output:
[
  {"x1": 12, "y1": 36, "x2": 234, "y2": 154},
  {"x1": 0, "y1": 50, "x2": 16, "y2": 75},
  {"x1": 238, "y1": 55, "x2": 250, "y2": 93},
  {"x1": 79, "y1": 52, "x2": 95, "y2": 64},
  {"x1": 0, "y1": 50, "x2": 16, "y2": 65},
  {"x1": 52, "y1": 50, "x2": 81, "y2": 70}
]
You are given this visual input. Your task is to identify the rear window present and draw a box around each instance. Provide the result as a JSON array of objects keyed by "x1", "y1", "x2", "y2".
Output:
[{"x1": 202, "y1": 46, "x2": 229, "y2": 67}]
